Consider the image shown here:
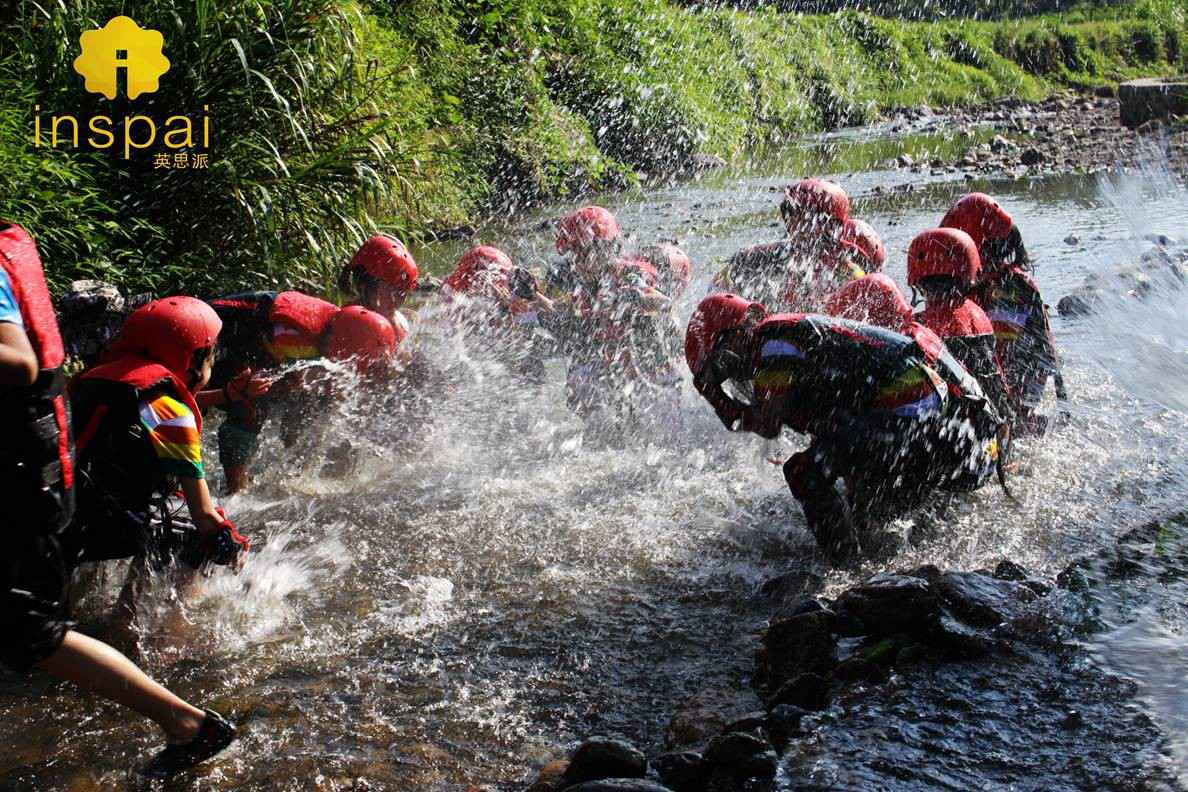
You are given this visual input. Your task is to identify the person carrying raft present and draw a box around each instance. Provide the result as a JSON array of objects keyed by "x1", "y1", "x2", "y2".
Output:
[{"x1": 686, "y1": 291, "x2": 1002, "y2": 555}]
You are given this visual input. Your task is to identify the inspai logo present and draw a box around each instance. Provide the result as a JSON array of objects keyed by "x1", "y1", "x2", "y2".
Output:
[
  {"x1": 35, "y1": 15, "x2": 211, "y2": 166},
  {"x1": 73, "y1": 16, "x2": 171, "y2": 100}
]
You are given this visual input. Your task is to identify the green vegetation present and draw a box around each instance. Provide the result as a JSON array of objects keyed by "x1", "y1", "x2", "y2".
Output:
[{"x1": 1, "y1": 0, "x2": 1186, "y2": 296}]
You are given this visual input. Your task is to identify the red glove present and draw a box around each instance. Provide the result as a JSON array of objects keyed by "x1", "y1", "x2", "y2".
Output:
[{"x1": 183, "y1": 509, "x2": 250, "y2": 568}]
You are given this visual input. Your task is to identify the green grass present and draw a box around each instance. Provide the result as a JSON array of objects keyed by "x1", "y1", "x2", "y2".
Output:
[{"x1": 2, "y1": 0, "x2": 1186, "y2": 296}]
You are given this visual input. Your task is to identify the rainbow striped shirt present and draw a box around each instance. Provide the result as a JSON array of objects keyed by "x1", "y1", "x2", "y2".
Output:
[{"x1": 138, "y1": 392, "x2": 204, "y2": 479}]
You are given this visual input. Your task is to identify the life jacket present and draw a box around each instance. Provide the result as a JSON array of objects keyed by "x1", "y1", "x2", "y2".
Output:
[
  {"x1": 0, "y1": 223, "x2": 74, "y2": 533},
  {"x1": 72, "y1": 357, "x2": 200, "y2": 510},
  {"x1": 915, "y1": 298, "x2": 1013, "y2": 421},
  {"x1": 211, "y1": 290, "x2": 337, "y2": 366}
]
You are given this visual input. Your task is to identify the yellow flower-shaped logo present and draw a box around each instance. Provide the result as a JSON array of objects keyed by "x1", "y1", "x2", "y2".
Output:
[{"x1": 73, "y1": 16, "x2": 170, "y2": 100}]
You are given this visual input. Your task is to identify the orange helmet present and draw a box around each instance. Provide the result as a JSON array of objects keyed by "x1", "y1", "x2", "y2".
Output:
[
  {"x1": 940, "y1": 193, "x2": 1014, "y2": 251},
  {"x1": 347, "y1": 234, "x2": 419, "y2": 294},
  {"x1": 907, "y1": 228, "x2": 982, "y2": 291},
  {"x1": 643, "y1": 243, "x2": 692, "y2": 298},
  {"x1": 841, "y1": 219, "x2": 886, "y2": 271},
  {"x1": 112, "y1": 297, "x2": 222, "y2": 383},
  {"x1": 556, "y1": 206, "x2": 621, "y2": 255},
  {"x1": 825, "y1": 274, "x2": 912, "y2": 330},
  {"x1": 324, "y1": 306, "x2": 399, "y2": 372},
  {"x1": 780, "y1": 179, "x2": 850, "y2": 229},
  {"x1": 444, "y1": 245, "x2": 514, "y2": 294},
  {"x1": 685, "y1": 293, "x2": 764, "y2": 376}
]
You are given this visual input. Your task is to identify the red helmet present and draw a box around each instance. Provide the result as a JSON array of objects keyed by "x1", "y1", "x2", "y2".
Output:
[
  {"x1": 348, "y1": 234, "x2": 419, "y2": 294},
  {"x1": 780, "y1": 179, "x2": 850, "y2": 228},
  {"x1": 444, "y1": 245, "x2": 514, "y2": 294},
  {"x1": 685, "y1": 293, "x2": 764, "y2": 376},
  {"x1": 907, "y1": 228, "x2": 982, "y2": 290},
  {"x1": 556, "y1": 206, "x2": 621, "y2": 254},
  {"x1": 940, "y1": 193, "x2": 1014, "y2": 251},
  {"x1": 113, "y1": 297, "x2": 222, "y2": 382},
  {"x1": 825, "y1": 273, "x2": 912, "y2": 330},
  {"x1": 643, "y1": 243, "x2": 692, "y2": 298},
  {"x1": 325, "y1": 306, "x2": 399, "y2": 371},
  {"x1": 841, "y1": 219, "x2": 886, "y2": 271}
]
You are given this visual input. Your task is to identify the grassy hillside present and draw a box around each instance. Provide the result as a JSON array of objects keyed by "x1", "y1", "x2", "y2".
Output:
[{"x1": 1, "y1": 0, "x2": 1184, "y2": 296}]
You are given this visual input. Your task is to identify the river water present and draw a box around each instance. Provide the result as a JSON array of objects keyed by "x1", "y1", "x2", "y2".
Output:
[{"x1": 1, "y1": 121, "x2": 1187, "y2": 790}]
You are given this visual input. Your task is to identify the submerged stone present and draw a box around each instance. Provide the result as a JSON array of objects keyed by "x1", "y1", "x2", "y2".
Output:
[{"x1": 561, "y1": 737, "x2": 647, "y2": 787}]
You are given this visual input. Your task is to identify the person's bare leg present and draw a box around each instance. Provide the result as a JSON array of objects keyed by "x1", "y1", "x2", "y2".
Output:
[
  {"x1": 224, "y1": 464, "x2": 249, "y2": 495},
  {"x1": 36, "y1": 630, "x2": 205, "y2": 743}
]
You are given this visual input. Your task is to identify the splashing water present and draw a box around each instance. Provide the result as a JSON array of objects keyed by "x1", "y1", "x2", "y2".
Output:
[{"x1": 6, "y1": 123, "x2": 1188, "y2": 790}]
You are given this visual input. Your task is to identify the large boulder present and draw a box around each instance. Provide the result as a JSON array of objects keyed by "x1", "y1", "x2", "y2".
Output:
[
  {"x1": 759, "y1": 611, "x2": 837, "y2": 689},
  {"x1": 560, "y1": 737, "x2": 647, "y2": 788},
  {"x1": 935, "y1": 571, "x2": 1039, "y2": 627},
  {"x1": 835, "y1": 574, "x2": 940, "y2": 636}
]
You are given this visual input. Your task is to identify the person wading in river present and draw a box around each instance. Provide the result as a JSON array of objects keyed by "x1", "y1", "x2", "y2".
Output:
[
  {"x1": 201, "y1": 292, "x2": 400, "y2": 493},
  {"x1": 441, "y1": 244, "x2": 557, "y2": 384},
  {"x1": 686, "y1": 292, "x2": 1002, "y2": 556},
  {"x1": 716, "y1": 179, "x2": 862, "y2": 311},
  {"x1": 941, "y1": 192, "x2": 1066, "y2": 434},
  {"x1": 908, "y1": 228, "x2": 1015, "y2": 426},
  {"x1": 549, "y1": 206, "x2": 673, "y2": 433},
  {"x1": 0, "y1": 227, "x2": 237, "y2": 780}
]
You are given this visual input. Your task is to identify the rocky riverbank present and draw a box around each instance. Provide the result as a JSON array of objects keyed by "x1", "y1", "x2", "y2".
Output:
[
  {"x1": 884, "y1": 91, "x2": 1188, "y2": 182},
  {"x1": 524, "y1": 518, "x2": 1187, "y2": 792}
]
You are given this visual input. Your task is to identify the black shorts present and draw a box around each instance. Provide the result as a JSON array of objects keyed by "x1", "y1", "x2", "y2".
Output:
[{"x1": 0, "y1": 532, "x2": 71, "y2": 672}]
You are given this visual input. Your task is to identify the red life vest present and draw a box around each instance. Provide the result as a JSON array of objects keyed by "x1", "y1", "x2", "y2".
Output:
[
  {"x1": 0, "y1": 223, "x2": 74, "y2": 529},
  {"x1": 916, "y1": 299, "x2": 994, "y2": 339}
]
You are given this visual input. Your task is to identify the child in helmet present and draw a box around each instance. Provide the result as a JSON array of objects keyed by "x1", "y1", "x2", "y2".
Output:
[
  {"x1": 549, "y1": 206, "x2": 672, "y2": 428},
  {"x1": 441, "y1": 245, "x2": 557, "y2": 383},
  {"x1": 339, "y1": 233, "x2": 418, "y2": 337},
  {"x1": 1, "y1": 227, "x2": 236, "y2": 779},
  {"x1": 941, "y1": 193, "x2": 1064, "y2": 433},
  {"x1": 687, "y1": 292, "x2": 1001, "y2": 555},
  {"x1": 717, "y1": 179, "x2": 860, "y2": 311},
  {"x1": 907, "y1": 228, "x2": 1014, "y2": 424},
  {"x1": 68, "y1": 296, "x2": 250, "y2": 570},
  {"x1": 839, "y1": 218, "x2": 887, "y2": 273},
  {"x1": 202, "y1": 292, "x2": 399, "y2": 493}
]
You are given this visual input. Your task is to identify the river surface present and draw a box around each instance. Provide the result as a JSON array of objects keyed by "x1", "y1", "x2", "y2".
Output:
[{"x1": 2, "y1": 120, "x2": 1187, "y2": 790}]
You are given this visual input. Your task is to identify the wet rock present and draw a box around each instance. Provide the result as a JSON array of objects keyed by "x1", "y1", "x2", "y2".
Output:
[
  {"x1": 760, "y1": 612, "x2": 837, "y2": 689},
  {"x1": 896, "y1": 153, "x2": 914, "y2": 168},
  {"x1": 722, "y1": 711, "x2": 768, "y2": 735},
  {"x1": 766, "y1": 705, "x2": 809, "y2": 747},
  {"x1": 766, "y1": 672, "x2": 832, "y2": 712},
  {"x1": 990, "y1": 134, "x2": 1017, "y2": 153},
  {"x1": 1120, "y1": 78, "x2": 1188, "y2": 128},
  {"x1": 561, "y1": 737, "x2": 647, "y2": 787},
  {"x1": 1062, "y1": 710, "x2": 1085, "y2": 730},
  {"x1": 528, "y1": 759, "x2": 571, "y2": 791},
  {"x1": 1064, "y1": 234, "x2": 1080, "y2": 245},
  {"x1": 993, "y1": 560, "x2": 1051, "y2": 596},
  {"x1": 932, "y1": 612, "x2": 995, "y2": 658},
  {"x1": 666, "y1": 706, "x2": 729, "y2": 750},
  {"x1": 561, "y1": 781, "x2": 675, "y2": 792},
  {"x1": 935, "y1": 571, "x2": 1038, "y2": 627},
  {"x1": 1057, "y1": 562, "x2": 1094, "y2": 592},
  {"x1": 836, "y1": 574, "x2": 939, "y2": 636},
  {"x1": 1020, "y1": 148, "x2": 1045, "y2": 166},
  {"x1": 703, "y1": 732, "x2": 778, "y2": 781},
  {"x1": 653, "y1": 752, "x2": 705, "y2": 792},
  {"x1": 833, "y1": 657, "x2": 888, "y2": 684}
]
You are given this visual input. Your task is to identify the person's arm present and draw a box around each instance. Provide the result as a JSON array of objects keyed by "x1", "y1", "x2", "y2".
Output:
[
  {"x1": 179, "y1": 476, "x2": 226, "y2": 537},
  {"x1": 195, "y1": 368, "x2": 272, "y2": 409},
  {"x1": 0, "y1": 322, "x2": 38, "y2": 386}
]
